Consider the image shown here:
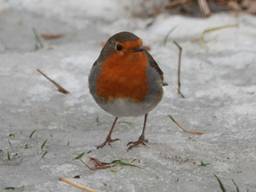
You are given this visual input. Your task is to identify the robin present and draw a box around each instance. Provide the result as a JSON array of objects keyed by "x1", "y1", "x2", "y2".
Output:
[{"x1": 89, "y1": 31, "x2": 167, "y2": 150}]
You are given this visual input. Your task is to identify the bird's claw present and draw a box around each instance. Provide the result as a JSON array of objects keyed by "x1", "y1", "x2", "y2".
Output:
[
  {"x1": 96, "y1": 137, "x2": 120, "y2": 149},
  {"x1": 127, "y1": 136, "x2": 148, "y2": 151}
]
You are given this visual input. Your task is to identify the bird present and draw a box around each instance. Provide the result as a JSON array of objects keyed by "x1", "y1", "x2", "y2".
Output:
[{"x1": 88, "y1": 31, "x2": 167, "y2": 150}]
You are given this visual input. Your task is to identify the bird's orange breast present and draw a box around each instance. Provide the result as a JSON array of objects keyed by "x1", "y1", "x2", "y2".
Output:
[{"x1": 96, "y1": 52, "x2": 149, "y2": 102}]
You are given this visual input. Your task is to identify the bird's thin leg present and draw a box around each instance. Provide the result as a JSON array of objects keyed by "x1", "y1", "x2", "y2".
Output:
[
  {"x1": 97, "y1": 117, "x2": 119, "y2": 149},
  {"x1": 127, "y1": 114, "x2": 149, "y2": 150}
]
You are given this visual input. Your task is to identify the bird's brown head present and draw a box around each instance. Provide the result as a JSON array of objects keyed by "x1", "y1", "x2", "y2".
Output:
[{"x1": 99, "y1": 31, "x2": 145, "y2": 59}]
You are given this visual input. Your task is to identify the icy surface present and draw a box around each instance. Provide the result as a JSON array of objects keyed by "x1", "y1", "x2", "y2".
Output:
[{"x1": 0, "y1": 1, "x2": 256, "y2": 192}]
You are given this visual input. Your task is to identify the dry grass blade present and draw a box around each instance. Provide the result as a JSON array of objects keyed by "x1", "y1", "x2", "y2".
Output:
[
  {"x1": 29, "y1": 129, "x2": 37, "y2": 138},
  {"x1": 41, "y1": 33, "x2": 64, "y2": 40},
  {"x1": 111, "y1": 159, "x2": 141, "y2": 168},
  {"x1": 4, "y1": 186, "x2": 24, "y2": 191},
  {"x1": 232, "y1": 179, "x2": 240, "y2": 192},
  {"x1": 41, "y1": 139, "x2": 48, "y2": 150},
  {"x1": 41, "y1": 151, "x2": 48, "y2": 159},
  {"x1": 59, "y1": 177, "x2": 97, "y2": 192},
  {"x1": 162, "y1": 26, "x2": 177, "y2": 45},
  {"x1": 165, "y1": 0, "x2": 191, "y2": 9},
  {"x1": 200, "y1": 24, "x2": 239, "y2": 47},
  {"x1": 197, "y1": 0, "x2": 211, "y2": 17},
  {"x1": 37, "y1": 69, "x2": 70, "y2": 94},
  {"x1": 172, "y1": 40, "x2": 185, "y2": 98},
  {"x1": 4, "y1": 187, "x2": 16, "y2": 190},
  {"x1": 8, "y1": 133, "x2": 15, "y2": 139},
  {"x1": 168, "y1": 114, "x2": 204, "y2": 135},
  {"x1": 32, "y1": 28, "x2": 44, "y2": 50},
  {"x1": 73, "y1": 152, "x2": 85, "y2": 160},
  {"x1": 7, "y1": 151, "x2": 11, "y2": 160},
  {"x1": 199, "y1": 160, "x2": 210, "y2": 167},
  {"x1": 214, "y1": 175, "x2": 226, "y2": 192}
]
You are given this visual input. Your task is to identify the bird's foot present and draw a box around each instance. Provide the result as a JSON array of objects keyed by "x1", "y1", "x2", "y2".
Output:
[
  {"x1": 96, "y1": 137, "x2": 120, "y2": 149},
  {"x1": 127, "y1": 136, "x2": 148, "y2": 151}
]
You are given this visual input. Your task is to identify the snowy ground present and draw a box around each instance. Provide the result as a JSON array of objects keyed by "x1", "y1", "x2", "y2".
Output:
[{"x1": 0, "y1": 1, "x2": 256, "y2": 192}]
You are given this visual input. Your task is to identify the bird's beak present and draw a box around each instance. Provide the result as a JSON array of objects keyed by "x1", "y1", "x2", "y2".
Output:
[{"x1": 132, "y1": 46, "x2": 145, "y2": 52}]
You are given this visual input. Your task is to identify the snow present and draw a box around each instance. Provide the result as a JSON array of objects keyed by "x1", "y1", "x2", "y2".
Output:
[
  {"x1": 7, "y1": 0, "x2": 124, "y2": 22},
  {"x1": 0, "y1": 1, "x2": 256, "y2": 192}
]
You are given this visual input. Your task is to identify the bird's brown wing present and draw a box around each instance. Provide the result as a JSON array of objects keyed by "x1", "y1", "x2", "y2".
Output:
[{"x1": 146, "y1": 51, "x2": 168, "y2": 86}]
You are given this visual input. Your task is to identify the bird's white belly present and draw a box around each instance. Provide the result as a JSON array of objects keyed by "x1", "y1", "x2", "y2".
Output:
[{"x1": 99, "y1": 98, "x2": 159, "y2": 117}]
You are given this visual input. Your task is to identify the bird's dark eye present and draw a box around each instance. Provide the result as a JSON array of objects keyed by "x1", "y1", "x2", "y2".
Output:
[{"x1": 115, "y1": 43, "x2": 123, "y2": 51}]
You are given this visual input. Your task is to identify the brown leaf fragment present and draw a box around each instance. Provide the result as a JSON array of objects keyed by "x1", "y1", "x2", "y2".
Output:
[
  {"x1": 85, "y1": 157, "x2": 114, "y2": 170},
  {"x1": 83, "y1": 157, "x2": 140, "y2": 170}
]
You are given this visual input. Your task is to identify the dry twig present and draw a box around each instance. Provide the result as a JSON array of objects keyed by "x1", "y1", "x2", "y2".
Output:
[
  {"x1": 59, "y1": 177, "x2": 97, "y2": 192},
  {"x1": 168, "y1": 114, "x2": 204, "y2": 135},
  {"x1": 41, "y1": 33, "x2": 64, "y2": 40},
  {"x1": 36, "y1": 69, "x2": 70, "y2": 94},
  {"x1": 172, "y1": 40, "x2": 185, "y2": 98},
  {"x1": 214, "y1": 175, "x2": 226, "y2": 192}
]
